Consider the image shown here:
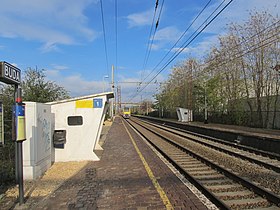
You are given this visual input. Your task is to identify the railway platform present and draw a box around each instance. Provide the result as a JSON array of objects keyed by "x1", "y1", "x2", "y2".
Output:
[{"x1": 10, "y1": 116, "x2": 210, "y2": 210}]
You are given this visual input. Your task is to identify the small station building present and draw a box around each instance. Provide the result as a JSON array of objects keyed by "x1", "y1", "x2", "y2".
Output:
[{"x1": 23, "y1": 92, "x2": 114, "y2": 180}]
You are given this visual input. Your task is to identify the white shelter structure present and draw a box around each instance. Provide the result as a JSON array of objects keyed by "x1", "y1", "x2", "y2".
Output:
[
  {"x1": 23, "y1": 102, "x2": 52, "y2": 180},
  {"x1": 48, "y1": 92, "x2": 114, "y2": 162},
  {"x1": 23, "y1": 92, "x2": 114, "y2": 179},
  {"x1": 176, "y1": 107, "x2": 193, "y2": 122}
]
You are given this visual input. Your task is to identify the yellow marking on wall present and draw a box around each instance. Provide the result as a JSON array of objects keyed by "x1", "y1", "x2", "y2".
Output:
[
  {"x1": 75, "y1": 100, "x2": 93, "y2": 108},
  {"x1": 122, "y1": 119, "x2": 174, "y2": 210}
]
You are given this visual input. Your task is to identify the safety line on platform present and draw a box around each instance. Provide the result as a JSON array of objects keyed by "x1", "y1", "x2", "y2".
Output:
[{"x1": 122, "y1": 120, "x2": 174, "y2": 210}]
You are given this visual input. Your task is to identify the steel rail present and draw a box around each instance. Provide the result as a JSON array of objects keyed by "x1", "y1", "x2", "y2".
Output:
[
  {"x1": 135, "y1": 117, "x2": 280, "y2": 173},
  {"x1": 128, "y1": 118, "x2": 280, "y2": 207},
  {"x1": 124, "y1": 118, "x2": 231, "y2": 210},
  {"x1": 134, "y1": 115, "x2": 280, "y2": 161}
]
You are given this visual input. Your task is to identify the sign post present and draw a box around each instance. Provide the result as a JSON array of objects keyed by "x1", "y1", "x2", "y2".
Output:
[
  {"x1": 0, "y1": 102, "x2": 3, "y2": 145},
  {"x1": 0, "y1": 61, "x2": 25, "y2": 205}
]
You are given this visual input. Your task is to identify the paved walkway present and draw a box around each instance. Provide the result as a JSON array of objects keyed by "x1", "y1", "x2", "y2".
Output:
[{"x1": 23, "y1": 116, "x2": 207, "y2": 210}]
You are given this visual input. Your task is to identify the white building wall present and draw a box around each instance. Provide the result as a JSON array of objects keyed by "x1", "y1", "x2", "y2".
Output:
[
  {"x1": 51, "y1": 94, "x2": 110, "y2": 162},
  {"x1": 22, "y1": 92, "x2": 114, "y2": 179},
  {"x1": 23, "y1": 102, "x2": 52, "y2": 180}
]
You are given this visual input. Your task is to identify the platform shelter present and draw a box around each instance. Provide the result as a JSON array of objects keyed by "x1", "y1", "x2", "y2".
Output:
[{"x1": 23, "y1": 92, "x2": 114, "y2": 179}]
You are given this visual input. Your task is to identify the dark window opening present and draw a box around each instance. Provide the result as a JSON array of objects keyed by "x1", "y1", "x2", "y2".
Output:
[{"x1": 68, "y1": 116, "x2": 83, "y2": 126}]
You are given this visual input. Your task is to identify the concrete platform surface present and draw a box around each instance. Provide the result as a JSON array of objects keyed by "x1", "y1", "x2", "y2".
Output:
[{"x1": 9, "y1": 116, "x2": 209, "y2": 210}]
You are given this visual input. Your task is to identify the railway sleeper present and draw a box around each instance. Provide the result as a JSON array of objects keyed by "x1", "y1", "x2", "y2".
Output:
[
  {"x1": 175, "y1": 160, "x2": 202, "y2": 164},
  {"x1": 216, "y1": 190, "x2": 257, "y2": 200},
  {"x1": 207, "y1": 184, "x2": 244, "y2": 192},
  {"x1": 187, "y1": 171, "x2": 218, "y2": 176},
  {"x1": 184, "y1": 167, "x2": 211, "y2": 172},
  {"x1": 225, "y1": 197, "x2": 272, "y2": 209},
  {"x1": 193, "y1": 174, "x2": 225, "y2": 180},
  {"x1": 199, "y1": 179, "x2": 232, "y2": 186}
]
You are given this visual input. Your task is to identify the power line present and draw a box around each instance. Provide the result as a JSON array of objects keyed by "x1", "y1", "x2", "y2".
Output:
[
  {"x1": 210, "y1": 34, "x2": 280, "y2": 71},
  {"x1": 134, "y1": 2, "x2": 279, "y2": 103},
  {"x1": 142, "y1": 0, "x2": 160, "y2": 80},
  {"x1": 141, "y1": 0, "x2": 213, "y2": 85},
  {"x1": 155, "y1": 0, "x2": 165, "y2": 31},
  {"x1": 142, "y1": 0, "x2": 165, "y2": 82},
  {"x1": 155, "y1": 0, "x2": 229, "y2": 74},
  {"x1": 204, "y1": 21, "x2": 280, "y2": 67},
  {"x1": 158, "y1": 27, "x2": 280, "y2": 92},
  {"x1": 139, "y1": 37, "x2": 279, "y2": 102},
  {"x1": 100, "y1": 0, "x2": 109, "y2": 75},
  {"x1": 129, "y1": 0, "x2": 234, "y2": 102}
]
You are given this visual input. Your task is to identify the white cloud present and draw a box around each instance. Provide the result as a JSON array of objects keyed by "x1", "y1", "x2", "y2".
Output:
[
  {"x1": 62, "y1": 75, "x2": 102, "y2": 96},
  {"x1": 0, "y1": 0, "x2": 98, "y2": 51},
  {"x1": 45, "y1": 64, "x2": 69, "y2": 77},
  {"x1": 150, "y1": 43, "x2": 161, "y2": 51},
  {"x1": 46, "y1": 67, "x2": 166, "y2": 101},
  {"x1": 148, "y1": 26, "x2": 182, "y2": 51},
  {"x1": 171, "y1": 35, "x2": 219, "y2": 58},
  {"x1": 50, "y1": 74, "x2": 104, "y2": 97},
  {"x1": 170, "y1": 47, "x2": 191, "y2": 54},
  {"x1": 45, "y1": 65, "x2": 106, "y2": 97},
  {"x1": 154, "y1": 26, "x2": 181, "y2": 41},
  {"x1": 51, "y1": 65, "x2": 69, "y2": 71},
  {"x1": 126, "y1": 9, "x2": 154, "y2": 28}
]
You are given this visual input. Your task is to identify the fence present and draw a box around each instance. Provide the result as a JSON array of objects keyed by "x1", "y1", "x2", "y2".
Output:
[
  {"x1": 148, "y1": 110, "x2": 280, "y2": 129},
  {"x1": 199, "y1": 111, "x2": 280, "y2": 129}
]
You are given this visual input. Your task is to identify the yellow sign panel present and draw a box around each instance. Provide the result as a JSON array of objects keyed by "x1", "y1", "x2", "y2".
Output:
[
  {"x1": 75, "y1": 100, "x2": 93, "y2": 108},
  {"x1": 17, "y1": 116, "x2": 26, "y2": 141}
]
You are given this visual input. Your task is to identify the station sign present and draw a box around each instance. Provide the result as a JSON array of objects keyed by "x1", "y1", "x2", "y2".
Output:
[
  {"x1": 93, "y1": 98, "x2": 103, "y2": 108},
  {"x1": 0, "y1": 61, "x2": 21, "y2": 85},
  {"x1": 75, "y1": 98, "x2": 103, "y2": 108}
]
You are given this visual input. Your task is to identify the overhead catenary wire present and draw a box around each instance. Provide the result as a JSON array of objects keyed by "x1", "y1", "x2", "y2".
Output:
[
  {"x1": 142, "y1": 0, "x2": 165, "y2": 82},
  {"x1": 201, "y1": 20, "x2": 280, "y2": 69},
  {"x1": 129, "y1": 0, "x2": 234, "y2": 102},
  {"x1": 142, "y1": 0, "x2": 160, "y2": 78},
  {"x1": 140, "y1": 0, "x2": 213, "y2": 85},
  {"x1": 141, "y1": 23, "x2": 280, "y2": 100},
  {"x1": 155, "y1": 0, "x2": 164, "y2": 32},
  {"x1": 209, "y1": 34, "x2": 280, "y2": 71},
  {"x1": 100, "y1": 0, "x2": 109, "y2": 75},
  {"x1": 151, "y1": 0, "x2": 229, "y2": 78}
]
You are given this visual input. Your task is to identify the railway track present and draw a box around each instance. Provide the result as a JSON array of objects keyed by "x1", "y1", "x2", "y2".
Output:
[
  {"x1": 124, "y1": 117, "x2": 280, "y2": 209},
  {"x1": 136, "y1": 117, "x2": 280, "y2": 174}
]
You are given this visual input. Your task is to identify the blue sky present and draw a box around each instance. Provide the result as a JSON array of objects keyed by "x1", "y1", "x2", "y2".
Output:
[{"x1": 0, "y1": 0, "x2": 279, "y2": 103}]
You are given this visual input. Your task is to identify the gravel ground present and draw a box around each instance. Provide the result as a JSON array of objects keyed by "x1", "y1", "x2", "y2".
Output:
[{"x1": 0, "y1": 161, "x2": 89, "y2": 210}]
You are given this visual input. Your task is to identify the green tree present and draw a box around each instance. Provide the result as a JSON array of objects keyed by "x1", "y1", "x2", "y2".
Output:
[{"x1": 22, "y1": 68, "x2": 70, "y2": 102}]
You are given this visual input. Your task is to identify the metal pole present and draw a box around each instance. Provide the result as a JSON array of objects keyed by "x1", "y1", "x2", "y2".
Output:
[
  {"x1": 16, "y1": 87, "x2": 24, "y2": 205},
  {"x1": 18, "y1": 141, "x2": 24, "y2": 204},
  {"x1": 111, "y1": 65, "x2": 114, "y2": 118},
  {"x1": 14, "y1": 85, "x2": 18, "y2": 183},
  {"x1": 204, "y1": 85, "x2": 208, "y2": 124}
]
